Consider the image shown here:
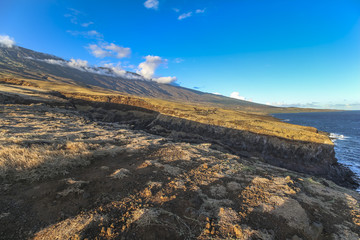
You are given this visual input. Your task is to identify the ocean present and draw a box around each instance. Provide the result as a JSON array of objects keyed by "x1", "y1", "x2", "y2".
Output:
[{"x1": 272, "y1": 111, "x2": 360, "y2": 190}]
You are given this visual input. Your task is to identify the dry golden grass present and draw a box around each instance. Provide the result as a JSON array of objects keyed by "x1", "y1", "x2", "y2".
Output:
[
  {"x1": 64, "y1": 91, "x2": 333, "y2": 145},
  {"x1": 0, "y1": 142, "x2": 92, "y2": 181},
  {"x1": 0, "y1": 77, "x2": 333, "y2": 145},
  {"x1": 146, "y1": 98, "x2": 331, "y2": 143},
  {"x1": 0, "y1": 103, "x2": 162, "y2": 182}
]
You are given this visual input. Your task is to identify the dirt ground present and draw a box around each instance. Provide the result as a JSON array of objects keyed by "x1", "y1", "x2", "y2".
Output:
[{"x1": 0, "y1": 103, "x2": 359, "y2": 240}]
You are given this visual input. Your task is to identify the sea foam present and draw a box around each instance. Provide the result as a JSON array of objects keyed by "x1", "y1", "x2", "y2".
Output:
[{"x1": 329, "y1": 133, "x2": 349, "y2": 142}]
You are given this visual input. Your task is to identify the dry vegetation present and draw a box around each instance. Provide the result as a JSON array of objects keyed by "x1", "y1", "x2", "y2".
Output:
[
  {"x1": 0, "y1": 102, "x2": 359, "y2": 239},
  {"x1": 1, "y1": 78, "x2": 333, "y2": 145},
  {"x1": 0, "y1": 103, "x2": 160, "y2": 182}
]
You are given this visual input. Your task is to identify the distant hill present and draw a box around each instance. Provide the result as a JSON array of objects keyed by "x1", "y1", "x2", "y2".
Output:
[
  {"x1": 0, "y1": 45, "x2": 284, "y2": 113},
  {"x1": 1, "y1": 46, "x2": 337, "y2": 114}
]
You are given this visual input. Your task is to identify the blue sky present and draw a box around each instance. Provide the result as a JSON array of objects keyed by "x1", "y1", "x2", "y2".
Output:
[{"x1": 1, "y1": 0, "x2": 360, "y2": 109}]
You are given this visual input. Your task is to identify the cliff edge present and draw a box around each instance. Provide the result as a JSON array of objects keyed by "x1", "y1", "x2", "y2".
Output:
[{"x1": 0, "y1": 101, "x2": 359, "y2": 240}]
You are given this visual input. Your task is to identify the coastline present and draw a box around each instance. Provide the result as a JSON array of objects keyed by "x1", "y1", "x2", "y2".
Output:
[{"x1": 272, "y1": 111, "x2": 360, "y2": 191}]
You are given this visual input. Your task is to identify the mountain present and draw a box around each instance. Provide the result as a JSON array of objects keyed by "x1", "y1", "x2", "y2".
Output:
[{"x1": 0, "y1": 45, "x2": 282, "y2": 113}]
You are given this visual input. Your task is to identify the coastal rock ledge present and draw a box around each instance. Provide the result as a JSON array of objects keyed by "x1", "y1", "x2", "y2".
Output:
[
  {"x1": 146, "y1": 114, "x2": 358, "y2": 189},
  {"x1": 56, "y1": 91, "x2": 358, "y2": 190}
]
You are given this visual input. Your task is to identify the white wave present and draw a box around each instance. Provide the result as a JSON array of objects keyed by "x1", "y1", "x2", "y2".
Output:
[
  {"x1": 329, "y1": 133, "x2": 349, "y2": 141},
  {"x1": 282, "y1": 119, "x2": 290, "y2": 122}
]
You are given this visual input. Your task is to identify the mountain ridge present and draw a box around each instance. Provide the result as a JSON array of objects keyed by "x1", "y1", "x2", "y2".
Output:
[{"x1": 0, "y1": 45, "x2": 302, "y2": 114}]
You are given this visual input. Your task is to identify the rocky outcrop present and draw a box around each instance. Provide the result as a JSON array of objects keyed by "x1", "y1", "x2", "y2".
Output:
[
  {"x1": 75, "y1": 99, "x2": 357, "y2": 189},
  {"x1": 145, "y1": 114, "x2": 358, "y2": 189}
]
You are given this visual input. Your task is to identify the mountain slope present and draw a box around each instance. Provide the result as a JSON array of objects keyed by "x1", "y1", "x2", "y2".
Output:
[{"x1": 0, "y1": 46, "x2": 280, "y2": 113}]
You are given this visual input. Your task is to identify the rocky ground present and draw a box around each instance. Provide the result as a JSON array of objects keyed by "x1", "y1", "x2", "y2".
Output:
[{"x1": 0, "y1": 103, "x2": 360, "y2": 240}]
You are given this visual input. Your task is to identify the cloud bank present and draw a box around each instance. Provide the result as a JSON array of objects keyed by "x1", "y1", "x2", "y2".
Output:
[
  {"x1": 230, "y1": 92, "x2": 246, "y2": 100},
  {"x1": 155, "y1": 76, "x2": 177, "y2": 84},
  {"x1": 0, "y1": 35, "x2": 16, "y2": 48},
  {"x1": 25, "y1": 56, "x2": 142, "y2": 80},
  {"x1": 229, "y1": 92, "x2": 253, "y2": 102},
  {"x1": 26, "y1": 56, "x2": 177, "y2": 84},
  {"x1": 88, "y1": 43, "x2": 131, "y2": 59},
  {"x1": 266, "y1": 101, "x2": 360, "y2": 110},
  {"x1": 144, "y1": 0, "x2": 159, "y2": 10}
]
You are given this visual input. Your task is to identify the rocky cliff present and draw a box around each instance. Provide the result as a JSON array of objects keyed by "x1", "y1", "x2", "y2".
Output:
[
  {"x1": 61, "y1": 93, "x2": 357, "y2": 189},
  {"x1": 145, "y1": 114, "x2": 357, "y2": 189},
  {"x1": 0, "y1": 82, "x2": 357, "y2": 189}
]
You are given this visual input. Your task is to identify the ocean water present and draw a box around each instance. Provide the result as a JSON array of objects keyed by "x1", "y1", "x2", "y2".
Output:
[{"x1": 272, "y1": 111, "x2": 360, "y2": 189}]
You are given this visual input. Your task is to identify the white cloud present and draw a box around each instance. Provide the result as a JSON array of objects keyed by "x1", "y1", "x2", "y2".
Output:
[
  {"x1": 137, "y1": 55, "x2": 177, "y2": 84},
  {"x1": 68, "y1": 58, "x2": 89, "y2": 69},
  {"x1": 41, "y1": 58, "x2": 90, "y2": 72},
  {"x1": 137, "y1": 55, "x2": 163, "y2": 79},
  {"x1": 178, "y1": 8, "x2": 206, "y2": 20},
  {"x1": 26, "y1": 56, "x2": 175, "y2": 84},
  {"x1": 178, "y1": 12, "x2": 193, "y2": 20},
  {"x1": 26, "y1": 57, "x2": 91, "y2": 73},
  {"x1": 173, "y1": 8, "x2": 180, "y2": 12},
  {"x1": 103, "y1": 43, "x2": 131, "y2": 58},
  {"x1": 0, "y1": 35, "x2": 15, "y2": 48},
  {"x1": 81, "y1": 22, "x2": 94, "y2": 27},
  {"x1": 88, "y1": 44, "x2": 112, "y2": 58},
  {"x1": 27, "y1": 57, "x2": 145, "y2": 80},
  {"x1": 153, "y1": 76, "x2": 177, "y2": 84},
  {"x1": 68, "y1": 30, "x2": 103, "y2": 39},
  {"x1": 230, "y1": 92, "x2": 246, "y2": 100},
  {"x1": 266, "y1": 101, "x2": 322, "y2": 108},
  {"x1": 144, "y1": 0, "x2": 159, "y2": 10},
  {"x1": 103, "y1": 62, "x2": 127, "y2": 76},
  {"x1": 88, "y1": 43, "x2": 131, "y2": 59},
  {"x1": 264, "y1": 101, "x2": 360, "y2": 110}
]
